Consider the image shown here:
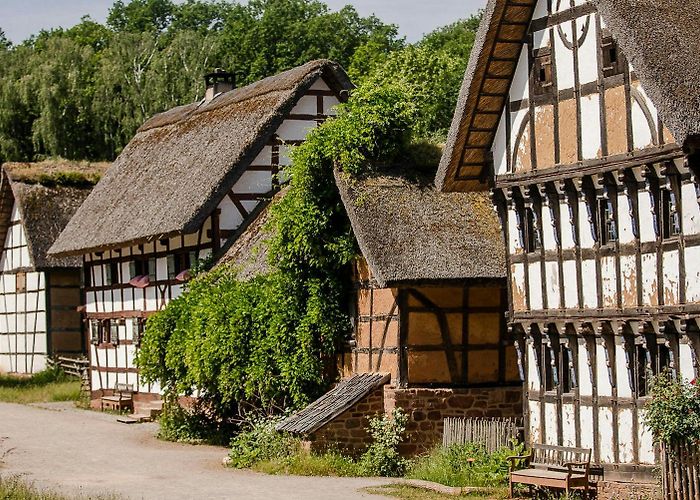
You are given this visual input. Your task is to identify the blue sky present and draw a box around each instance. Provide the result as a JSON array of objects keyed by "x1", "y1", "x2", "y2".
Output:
[{"x1": 0, "y1": 0, "x2": 487, "y2": 44}]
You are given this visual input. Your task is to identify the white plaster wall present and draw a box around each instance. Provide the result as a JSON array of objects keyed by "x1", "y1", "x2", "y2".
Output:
[
  {"x1": 578, "y1": 340, "x2": 593, "y2": 397},
  {"x1": 638, "y1": 410, "x2": 656, "y2": 464},
  {"x1": 580, "y1": 259, "x2": 597, "y2": 309},
  {"x1": 493, "y1": 109, "x2": 508, "y2": 176},
  {"x1": 576, "y1": 15, "x2": 598, "y2": 86},
  {"x1": 529, "y1": 401, "x2": 541, "y2": 444},
  {"x1": 598, "y1": 407, "x2": 615, "y2": 463},
  {"x1": 544, "y1": 403, "x2": 559, "y2": 445},
  {"x1": 596, "y1": 342, "x2": 613, "y2": 397},
  {"x1": 562, "y1": 403, "x2": 577, "y2": 447},
  {"x1": 618, "y1": 408, "x2": 635, "y2": 463},
  {"x1": 579, "y1": 405, "x2": 595, "y2": 451},
  {"x1": 528, "y1": 262, "x2": 543, "y2": 311},
  {"x1": 562, "y1": 259, "x2": 579, "y2": 308},
  {"x1": 662, "y1": 250, "x2": 680, "y2": 305},
  {"x1": 510, "y1": 47, "x2": 530, "y2": 103},
  {"x1": 553, "y1": 22, "x2": 575, "y2": 91},
  {"x1": 679, "y1": 343, "x2": 695, "y2": 381},
  {"x1": 545, "y1": 261, "x2": 561, "y2": 309}
]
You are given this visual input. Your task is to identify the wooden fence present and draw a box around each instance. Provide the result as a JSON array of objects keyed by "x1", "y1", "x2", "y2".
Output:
[
  {"x1": 442, "y1": 417, "x2": 523, "y2": 453},
  {"x1": 661, "y1": 441, "x2": 700, "y2": 500},
  {"x1": 47, "y1": 356, "x2": 90, "y2": 396}
]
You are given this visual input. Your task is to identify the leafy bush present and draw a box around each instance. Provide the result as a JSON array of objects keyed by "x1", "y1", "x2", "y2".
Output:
[
  {"x1": 407, "y1": 440, "x2": 525, "y2": 488},
  {"x1": 228, "y1": 413, "x2": 300, "y2": 468},
  {"x1": 252, "y1": 449, "x2": 363, "y2": 477},
  {"x1": 0, "y1": 366, "x2": 68, "y2": 387},
  {"x1": 359, "y1": 409, "x2": 409, "y2": 477},
  {"x1": 643, "y1": 372, "x2": 700, "y2": 445},
  {"x1": 157, "y1": 398, "x2": 232, "y2": 445}
]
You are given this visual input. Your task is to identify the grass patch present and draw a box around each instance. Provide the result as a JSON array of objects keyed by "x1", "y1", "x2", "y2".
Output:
[
  {"x1": 0, "y1": 368, "x2": 81, "y2": 404},
  {"x1": 364, "y1": 484, "x2": 509, "y2": 499},
  {"x1": 406, "y1": 443, "x2": 525, "y2": 488},
  {"x1": 252, "y1": 449, "x2": 365, "y2": 477},
  {"x1": 0, "y1": 475, "x2": 117, "y2": 499}
]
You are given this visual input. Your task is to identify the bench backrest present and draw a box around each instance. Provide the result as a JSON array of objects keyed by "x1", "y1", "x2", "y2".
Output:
[
  {"x1": 531, "y1": 444, "x2": 591, "y2": 468},
  {"x1": 114, "y1": 383, "x2": 134, "y2": 396}
]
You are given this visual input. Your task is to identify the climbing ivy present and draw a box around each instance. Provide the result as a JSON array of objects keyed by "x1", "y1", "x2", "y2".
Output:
[{"x1": 136, "y1": 82, "x2": 418, "y2": 426}]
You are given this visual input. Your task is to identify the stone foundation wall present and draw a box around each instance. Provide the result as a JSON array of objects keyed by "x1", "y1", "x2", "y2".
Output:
[
  {"x1": 306, "y1": 387, "x2": 385, "y2": 456},
  {"x1": 595, "y1": 480, "x2": 661, "y2": 500},
  {"x1": 307, "y1": 384, "x2": 523, "y2": 457},
  {"x1": 386, "y1": 386, "x2": 523, "y2": 455}
]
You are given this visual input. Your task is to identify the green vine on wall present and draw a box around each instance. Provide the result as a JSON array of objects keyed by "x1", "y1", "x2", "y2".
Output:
[{"x1": 136, "y1": 82, "x2": 418, "y2": 426}]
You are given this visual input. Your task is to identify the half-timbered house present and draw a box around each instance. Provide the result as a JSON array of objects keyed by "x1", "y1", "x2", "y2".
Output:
[
  {"x1": 436, "y1": 0, "x2": 700, "y2": 493},
  {"x1": 277, "y1": 168, "x2": 522, "y2": 455},
  {"x1": 49, "y1": 60, "x2": 352, "y2": 406},
  {"x1": 0, "y1": 161, "x2": 108, "y2": 374}
]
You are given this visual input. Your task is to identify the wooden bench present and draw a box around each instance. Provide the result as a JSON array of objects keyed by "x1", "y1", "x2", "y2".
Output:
[
  {"x1": 507, "y1": 444, "x2": 591, "y2": 499},
  {"x1": 100, "y1": 383, "x2": 134, "y2": 413}
]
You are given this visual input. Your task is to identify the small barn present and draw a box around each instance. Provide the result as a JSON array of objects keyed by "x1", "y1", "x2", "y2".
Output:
[
  {"x1": 0, "y1": 161, "x2": 108, "y2": 374},
  {"x1": 277, "y1": 168, "x2": 522, "y2": 455},
  {"x1": 48, "y1": 60, "x2": 353, "y2": 408}
]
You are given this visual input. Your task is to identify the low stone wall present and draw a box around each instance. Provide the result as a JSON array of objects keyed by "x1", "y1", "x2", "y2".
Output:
[
  {"x1": 306, "y1": 384, "x2": 523, "y2": 457},
  {"x1": 386, "y1": 386, "x2": 523, "y2": 455},
  {"x1": 305, "y1": 386, "x2": 385, "y2": 456},
  {"x1": 596, "y1": 480, "x2": 661, "y2": 500}
]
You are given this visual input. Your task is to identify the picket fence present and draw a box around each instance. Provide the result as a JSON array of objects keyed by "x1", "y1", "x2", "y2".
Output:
[
  {"x1": 442, "y1": 417, "x2": 522, "y2": 453},
  {"x1": 661, "y1": 441, "x2": 700, "y2": 500}
]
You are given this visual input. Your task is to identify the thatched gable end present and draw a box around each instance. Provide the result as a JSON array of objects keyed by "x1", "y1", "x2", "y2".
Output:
[
  {"x1": 49, "y1": 60, "x2": 352, "y2": 257},
  {"x1": 0, "y1": 161, "x2": 109, "y2": 270},
  {"x1": 595, "y1": 0, "x2": 700, "y2": 150},
  {"x1": 335, "y1": 170, "x2": 506, "y2": 288}
]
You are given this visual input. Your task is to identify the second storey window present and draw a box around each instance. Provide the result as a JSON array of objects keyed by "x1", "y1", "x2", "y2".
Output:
[
  {"x1": 602, "y1": 35, "x2": 624, "y2": 78},
  {"x1": 525, "y1": 208, "x2": 542, "y2": 253},
  {"x1": 533, "y1": 48, "x2": 553, "y2": 95},
  {"x1": 662, "y1": 188, "x2": 681, "y2": 239},
  {"x1": 598, "y1": 198, "x2": 618, "y2": 245}
]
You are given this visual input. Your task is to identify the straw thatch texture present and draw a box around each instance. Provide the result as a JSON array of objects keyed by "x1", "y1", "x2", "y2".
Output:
[
  {"x1": 49, "y1": 60, "x2": 352, "y2": 257},
  {"x1": 215, "y1": 191, "x2": 285, "y2": 280},
  {"x1": 0, "y1": 161, "x2": 109, "y2": 269},
  {"x1": 336, "y1": 169, "x2": 506, "y2": 288},
  {"x1": 596, "y1": 0, "x2": 700, "y2": 148},
  {"x1": 435, "y1": 0, "x2": 535, "y2": 193}
]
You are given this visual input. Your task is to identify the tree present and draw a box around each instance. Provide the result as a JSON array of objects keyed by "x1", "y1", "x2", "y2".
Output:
[
  {"x1": 107, "y1": 0, "x2": 176, "y2": 33},
  {"x1": 0, "y1": 28, "x2": 10, "y2": 50}
]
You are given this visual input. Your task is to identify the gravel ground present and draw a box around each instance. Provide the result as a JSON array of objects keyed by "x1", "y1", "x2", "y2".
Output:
[{"x1": 0, "y1": 401, "x2": 392, "y2": 500}]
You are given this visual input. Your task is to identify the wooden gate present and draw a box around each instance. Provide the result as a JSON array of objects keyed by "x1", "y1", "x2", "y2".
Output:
[
  {"x1": 442, "y1": 417, "x2": 522, "y2": 453},
  {"x1": 661, "y1": 441, "x2": 700, "y2": 500}
]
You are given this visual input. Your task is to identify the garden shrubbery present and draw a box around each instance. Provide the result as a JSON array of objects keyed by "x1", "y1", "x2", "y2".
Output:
[{"x1": 643, "y1": 372, "x2": 700, "y2": 445}]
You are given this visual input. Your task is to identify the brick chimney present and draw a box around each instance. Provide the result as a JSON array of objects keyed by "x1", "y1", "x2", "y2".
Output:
[{"x1": 204, "y1": 69, "x2": 235, "y2": 102}]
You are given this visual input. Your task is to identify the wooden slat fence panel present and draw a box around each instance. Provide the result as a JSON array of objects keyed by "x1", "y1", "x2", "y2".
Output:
[
  {"x1": 661, "y1": 441, "x2": 700, "y2": 500},
  {"x1": 47, "y1": 356, "x2": 90, "y2": 396},
  {"x1": 442, "y1": 417, "x2": 523, "y2": 453}
]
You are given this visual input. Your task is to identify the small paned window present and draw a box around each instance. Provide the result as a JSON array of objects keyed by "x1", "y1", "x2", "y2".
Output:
[
  {"x1": 662, "y1": 188, "x2": 681, "y2": 239},
  {"x1": 15, "y1": 271, "x2": 26, "y2": 293},
  {"x1": 525, "y1": 208, "x2": 542, "y2": 253},
  {"x1": 602, "y1": 36, "x2": 624, "y2": 78},
  {"x1": 533, "y1": 49, "x2": 553, "y2": 95},
  {"x1": 109, "y1": 320, "x2": 120, "y2": 345},
  {"x1": 167, "y1": 253, "x2": 192, "y2": 280},
  {"x1": 634, "y1": 344, "x2": 652, "y2": 397},
  {"x1": 148, "y1": 257, "x2": 157, "y2": 283},
  {"x1": 132, "y1": 317, "x2": 145, "y2": 347},
  {"x1": 90, "y1": 319, "x2": 102, "y2": 345},
  {"x1": 560, "y1": 346, "x2": 577, "y2": 394},
  {"x1": 598, "y1": 198, "x2": 618, "y2": 245},
  {"x1": 543, "y1": 342, "x2": 558, "y2": 392},
  {"x1": 106, "y1": 262, "x2": 119, "y2": 285}
]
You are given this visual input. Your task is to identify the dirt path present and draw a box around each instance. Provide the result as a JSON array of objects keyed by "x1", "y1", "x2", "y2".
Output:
[{"x1": 0, "y1": 402, "x2": 392, "y2": 499}]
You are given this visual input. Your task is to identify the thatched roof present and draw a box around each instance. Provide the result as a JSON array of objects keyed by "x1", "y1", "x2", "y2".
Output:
[
  {"x1": 336, "y1": 169, "x2": 506, "y2": 288},
  {"x1": 215, "y1": 191, "x2": 284, "y2": 280},
  {"x1": 276, "y1": 372, "x2": 390, "y2": 434},
  {"x1": 596, "y1": 0, "x2": 700, "y2": 149},
  {"x1": 49, "y1": 60, "x2": 352, "y2": 257},
  {"x1": 436, "y1": 0, "x2": 700, "y2": 192},
  {"x1": 436, "y1": 0, "x2": 536, "y2": 193},
  {"x1": 1, "y1": 161, "x2": 109, "y2": 269}
]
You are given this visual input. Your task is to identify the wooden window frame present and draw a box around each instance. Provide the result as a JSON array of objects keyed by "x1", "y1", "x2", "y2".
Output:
[
  {"x1": 661, "y1": 180, "x2": 682, "y2": 240},
  {"x1": 532, "y1": 47, "x2": 554, "y2": 96},
  {"x1": 524, "y1": 207, "x2": 542, "y2": 254},
  {"x1": 560, "y1": 343, "x2": 577, "y2": 394},
  {"x1": 602, "y1": 35, "x2": 624, "y2": 78},
  {"x1": 597, "y1": 197, "x2": 618, "y2": 246}
]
